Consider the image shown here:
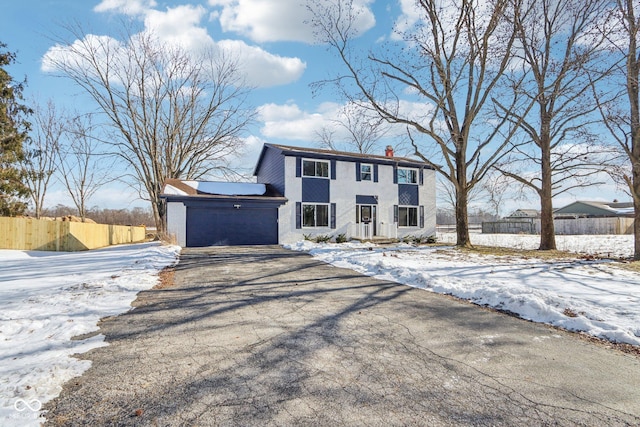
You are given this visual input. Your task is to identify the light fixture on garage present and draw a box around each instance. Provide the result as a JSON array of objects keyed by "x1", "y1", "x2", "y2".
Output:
[{"x1": 233, "y1": 204, "x2": 241, "y2": 209}]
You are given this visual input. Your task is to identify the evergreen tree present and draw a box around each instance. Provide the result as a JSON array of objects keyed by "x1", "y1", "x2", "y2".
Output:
[{"x1": 0, "y1": 42, "x2": 30, "y2": 216}]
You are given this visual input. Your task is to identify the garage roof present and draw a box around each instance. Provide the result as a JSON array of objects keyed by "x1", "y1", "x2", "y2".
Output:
[{"x1": 162, "y1": 178, "x2": 286, "y2": 200}]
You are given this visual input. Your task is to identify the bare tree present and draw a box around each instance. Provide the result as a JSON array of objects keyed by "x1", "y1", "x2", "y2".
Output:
[
  {"x1": 310, "y1": 0, "x2": 520, "y2": 247},
  {"x1": 494, "y1": 0, "x2": 616, "y2": 250},
  {"x1": 316, "y1": 103, "x2": 390, "y2": 153},
  {"x1": 22, "y1": 99, "x2": 63, "y2": 218},
  {"x1": 593, "y1": 0, "x2": 640, "y2": 260},
  {"x1": 56, "y1": 114, "x2": 113, "y2": 222},
  {"x1": 480, "y1": 170, "x2": 512, "y2": 218},
  {"x1": 45, "y1": 24, "x2": 254, "y2": 232}
]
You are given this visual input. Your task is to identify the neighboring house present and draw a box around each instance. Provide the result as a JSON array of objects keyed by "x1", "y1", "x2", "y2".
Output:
[
  {"x1": 552, "y1": 201, "x2": 634, "y2": 219},
  {"x1": 482, "y1": 208, "x2": 540, "y2": 234},
  {"x1": 482, "y1": 201, "x2": 634, "y2": 235},
  {"x1": 504, "y1": 209, "x2": 540, "y2": 221},
  {"x1": 162, "y1": 143, "x2": 436, "y2": 247}
]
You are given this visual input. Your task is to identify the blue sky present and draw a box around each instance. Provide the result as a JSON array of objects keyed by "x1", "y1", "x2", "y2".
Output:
[
  {"x1": 2, "y1": 0, "x2": 393, "y2": 143},
  {"x1": 3, "y1": 0, "x2": 413, "y2": 208},
  {"x1": 1, "y1": 0, "x2": 630, "y2": 211}
]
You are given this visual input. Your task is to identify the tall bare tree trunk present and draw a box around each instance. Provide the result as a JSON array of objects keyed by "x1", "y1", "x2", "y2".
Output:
[
  {"x1": 456, "y1": 150, "x2": 471, "y2": 247},
  {"x1": 627, "y1": 0, "x2": 640, "y2": 260},
  {"x1": 539, "y1": 113, "x2": 556, "y2": 250}
]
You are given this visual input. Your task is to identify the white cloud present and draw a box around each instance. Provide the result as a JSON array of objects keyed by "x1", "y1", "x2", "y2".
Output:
[
  {"x1": 209, "y1": 0, "x2": 376, "y2": 43},
  {"x1": 43, "y1": 2, "x2": 306, "y2": 88},
  {"x1": 94, "y1": 0, "x2": 157, "y2": 16},
  {"x1": 144, "y1": 5, "x2": 214, "y2": 51},
  {"x1": 217, "y1": 40, "x2": 305, "y2": 87},
  {"x1": 41, "y1": 34, "x2": 125, "y2": 74},
  {"x1": 256, "y1": 100, "x2": 431, "y2": 142},
  {"x1": 392, "y1": 0, "x2": 422, "y2": 40},
  {"x1": 258, "y1": 102, "x2": 330, "y2": 140}
]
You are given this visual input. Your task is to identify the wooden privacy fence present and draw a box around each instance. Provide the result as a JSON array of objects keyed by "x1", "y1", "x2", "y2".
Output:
[
  {"x1": 482, "y1": 217, "x2": 634, "y2": 235},
  {"x1": 0, "y1": 217, "x2": 146, "y2": 251}
]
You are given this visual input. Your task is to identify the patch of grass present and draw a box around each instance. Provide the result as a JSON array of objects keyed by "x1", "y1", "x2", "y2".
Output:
[
  {"x1": 335, "y1": 233, "x2": 348, "y2": 243},
  {"x1": 443, "y1": 245, "x2": 581, "y2": 260},
  {"x1": 615, "y1": 260, "x2": 640, "y2": 273},
  {"x1": 153, "y1": 266, "x2": 176, "y2": 290}
]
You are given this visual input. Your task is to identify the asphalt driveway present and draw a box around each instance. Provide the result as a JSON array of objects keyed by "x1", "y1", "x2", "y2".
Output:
[{"x1": 45, "y1": 245, "x2": 640, "y2": 426}]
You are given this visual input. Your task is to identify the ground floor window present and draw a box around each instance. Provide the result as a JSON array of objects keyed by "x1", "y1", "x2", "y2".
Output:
[
  {"x1": 398, "y1": 206, "x2": 418, "y2": 227},
  {"x1": 303, "y1": 203, "x2": 329, "y2": 227}
]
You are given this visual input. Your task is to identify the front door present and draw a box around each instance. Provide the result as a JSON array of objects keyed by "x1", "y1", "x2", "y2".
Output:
[{"x1": 359, "y1": 205, "x2": 377, "y2": 236}]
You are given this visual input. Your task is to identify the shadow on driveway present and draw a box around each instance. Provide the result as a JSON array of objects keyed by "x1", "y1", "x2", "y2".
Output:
[{"x1": 45, "y1": 246, "x2": 640, "y2": 426}]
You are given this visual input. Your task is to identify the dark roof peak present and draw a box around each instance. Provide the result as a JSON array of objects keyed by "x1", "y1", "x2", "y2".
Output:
[{"x1": 265, "y1": 143, "x2": 429, "y2": 166}]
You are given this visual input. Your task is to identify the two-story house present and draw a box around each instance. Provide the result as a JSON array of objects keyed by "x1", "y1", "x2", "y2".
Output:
[{"x1": 162, "y1": 143, "x2": 435, "y2": 246}]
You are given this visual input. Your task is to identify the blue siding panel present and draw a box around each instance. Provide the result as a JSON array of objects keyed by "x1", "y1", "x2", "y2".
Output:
[
  {"x1": 356, "y1": 195, "x2": 378, "y2": 205},
  {"x1": 398, "y1": 184, "x2": 419, "y2": 205},
  {"x1": 255, "y1": 146, "x2": 285, "y2": 196},
  {"x1": 302, "y1": 178, "x2": 330, "y2": 202}
]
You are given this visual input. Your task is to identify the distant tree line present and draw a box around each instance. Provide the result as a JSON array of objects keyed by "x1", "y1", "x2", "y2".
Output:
[
  {"x1": 436, "y1": 208, "x2": 498, "y2": 226},
  {"x1": 35, "y1": 205, "x2": 155, "y2": 227}
]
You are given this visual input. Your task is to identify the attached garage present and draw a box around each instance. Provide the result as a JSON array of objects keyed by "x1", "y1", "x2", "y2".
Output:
[
  {"x1": 186, "y1": 201, "x2": 279, "y2": 247},
  {"x1": 161, "y1": 179, "x2": 287, "y2": 247}
]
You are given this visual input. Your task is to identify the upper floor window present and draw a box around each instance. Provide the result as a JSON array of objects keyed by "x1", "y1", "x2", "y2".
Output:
[
  {"x1": 360, "y1": 164, "x2": 372, "y2": 181},
  {"x1": 397, "y1": 168, "x2": 417, "y2": 184},
  {"x1": 303, "y1": 160, "x2": 329, "y2": 178}
]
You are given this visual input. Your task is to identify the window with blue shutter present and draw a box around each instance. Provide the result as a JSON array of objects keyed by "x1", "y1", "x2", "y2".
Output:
[
  {"x1": 295, "y1": 157, "x2": 302, "y2": 177},
  {"x1": 373, "y1": 164, "x2": 378, "y2": 182},
  {"x1": 331, "y1": 203, "x2": 336, "y2": 229},
  {"x1": 394, "y1": 205, "x2": 398, "y2": 223},
  {"x1": 331, "y1": 160, "x2": 336, "y2": 179},
  {"x1": 420, "y1": 205, "x2": 424, "y2": 228},
  {"x1": 356, "y1": 162, "x2": 361, "y2": 181},
  {"x1": 295, "y1": 202, "x2": 302, "y2": 229}
]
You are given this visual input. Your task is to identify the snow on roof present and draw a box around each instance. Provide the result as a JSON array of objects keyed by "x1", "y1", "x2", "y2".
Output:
[
  {"x1": 614, "y1": 207, "x2": 635, "y2": 215},
  {"x1": 183, "y1": 180, "x2": 267, "y2": 196},
  {"x1": 163, "y1": 184, "x2": 189, "y2": 196}
]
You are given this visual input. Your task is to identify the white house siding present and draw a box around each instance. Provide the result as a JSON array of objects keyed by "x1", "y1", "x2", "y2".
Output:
[
  {"x1": 166, "y1": 201, "x2": 187, "y2": 246},
  {"x1": 278, "y1": 156, "x2": 437, "y2": 244},
  {"x1": 279, "y1": 156, "x2": 302, "y2": 244}
]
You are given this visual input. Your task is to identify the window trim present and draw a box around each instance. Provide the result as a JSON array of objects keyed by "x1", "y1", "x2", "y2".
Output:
[
  {"x1": 397, "y1": 167, "x2": 418, "y2": 184},
  {"x1": 360, "y1": 163, "x2": 373, "y2": 181},
  {"x1": 397, "y1": 206, "x2": 418, "y2": 227},
  {"x1": 302, "y1": 159, "x2": 330, "y2": 178},
  {"x1": 302, "y1": 203, "x2": 330, "y2": 227}
]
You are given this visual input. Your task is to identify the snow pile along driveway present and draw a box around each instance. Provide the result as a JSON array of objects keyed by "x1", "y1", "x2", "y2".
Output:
[
  {"x1": 289, "y1": 240, "x2": 640, "y2": 347},
  {"x1": 0, "y1": 242, "x2": 180, "y2": 426}
]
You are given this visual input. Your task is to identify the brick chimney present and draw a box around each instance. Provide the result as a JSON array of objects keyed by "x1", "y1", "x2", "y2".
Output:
[{"x1": 385, "y1": 145, "x2": 394, "y2": 157}]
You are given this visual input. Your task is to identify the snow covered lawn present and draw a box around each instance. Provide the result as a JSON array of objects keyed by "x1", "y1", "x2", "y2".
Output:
[
  {"x1": 288, "y1": 233, "x2": 640, "y2": 349},
  {"x1": 0, "y1": 242, "x2": 179, "y2": 426}
]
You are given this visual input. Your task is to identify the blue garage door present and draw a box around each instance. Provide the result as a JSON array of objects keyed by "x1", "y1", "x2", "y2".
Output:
[{"x1": 186, "y1": 206, "x2": 278, "y2": 246}]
